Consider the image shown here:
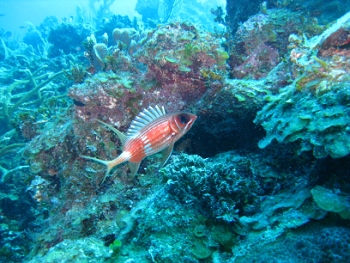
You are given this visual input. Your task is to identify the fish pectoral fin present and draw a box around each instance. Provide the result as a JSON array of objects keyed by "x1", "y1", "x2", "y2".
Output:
[
  {"x1": 159, "y1": 144, "x2": 174, "y2": 167},
  {"x1": 97, "y1": 120, "x2": 127, "y2": 146},
  {"x1": 128, "y1": 162, "x2": 141, "y2": 177}
]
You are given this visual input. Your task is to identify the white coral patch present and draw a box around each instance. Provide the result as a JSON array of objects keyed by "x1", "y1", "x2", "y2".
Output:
[
  {"x1": 77, "y1": 109, "x2": 88, "y2": 121},
  {"x1": 104, "y1": 96, "x2": 118, "y2": 109}
]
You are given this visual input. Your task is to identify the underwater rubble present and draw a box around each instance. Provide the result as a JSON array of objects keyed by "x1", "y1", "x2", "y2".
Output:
[{"x1": 0, "y1": 2, "x2": 350, "y2": 263}]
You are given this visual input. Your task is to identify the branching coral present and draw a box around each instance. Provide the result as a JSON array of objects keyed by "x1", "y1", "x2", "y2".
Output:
[
  {"x1": 0, "y1": 37, "x2": 9, "y2": 60},
  {"x1": 0, "y1": 67, "x2": 64, "y2": 132},
  {"x1": 159, "y1": 0, "x2": 183, "y2": 22},
  {"x1": 0, "y1": 162, "x2": 29, "y2": 183},
  {"x1": 0, "y1": 67, "x2": 64, "y2": 183},
  {"x1": 89, "y1": 0, "x2": 116, "y2": 29},
  {"x1": 0, "y1": 130, "x2": 29, "y2": 182}
]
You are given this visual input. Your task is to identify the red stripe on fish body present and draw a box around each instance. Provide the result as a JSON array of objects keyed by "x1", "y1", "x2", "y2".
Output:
[
  {"x1": 124, "y1": 138, "x2": 146, "y2": 163},
  {"x1": 125, "y1": 114, "x2": 180, "y2": 163},
  {"x1": 81, "y1": 105, "x2": 197, "y2": 183}
]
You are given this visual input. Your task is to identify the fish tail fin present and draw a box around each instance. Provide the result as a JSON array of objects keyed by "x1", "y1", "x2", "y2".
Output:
[{"x1": 80, "y1": 155, "x2": 125, "y2": 184}]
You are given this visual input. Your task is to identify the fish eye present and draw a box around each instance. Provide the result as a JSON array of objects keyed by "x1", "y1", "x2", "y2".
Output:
[{"x1": 177, "y1": 113, "x2": 190, "y2": 124}]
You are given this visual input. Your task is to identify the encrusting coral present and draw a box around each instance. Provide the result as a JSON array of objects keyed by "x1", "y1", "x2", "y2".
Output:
[
  {"x1": 254, "y1": 12, "x2": 350, "y2": 158},
  {"x1": 227, "y1": 8, "x2": 324, "y2": 79}
]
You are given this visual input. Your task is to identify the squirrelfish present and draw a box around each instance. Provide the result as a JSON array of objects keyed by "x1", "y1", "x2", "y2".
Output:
[{"x1": 81, "y1": 105, "x2": 197, "y2": 183}]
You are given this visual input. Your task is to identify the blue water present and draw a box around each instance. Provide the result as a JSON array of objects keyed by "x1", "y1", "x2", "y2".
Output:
[{"x1": 0, "y1": 0, "x2": 349, "y2": 262}]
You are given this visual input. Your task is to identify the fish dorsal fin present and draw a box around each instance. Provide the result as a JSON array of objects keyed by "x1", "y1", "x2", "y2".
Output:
[{"x1": 127, "y1": 105, "x2": 166, "y2": 137}]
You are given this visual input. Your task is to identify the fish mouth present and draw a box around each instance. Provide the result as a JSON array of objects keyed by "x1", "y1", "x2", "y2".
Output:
[
  {"x1": 185, "y1": 114, "x2": 197, "y2": 130},
  {"x1": 191, "y1": 114, "x2": 198, "y2": 122}
]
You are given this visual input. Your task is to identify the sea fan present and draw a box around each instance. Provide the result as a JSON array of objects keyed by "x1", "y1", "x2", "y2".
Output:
[{"x1": 93, "y1": 43, "x2": 108, "y2": 65}]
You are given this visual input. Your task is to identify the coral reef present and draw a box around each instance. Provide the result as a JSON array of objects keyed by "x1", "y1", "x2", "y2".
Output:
[
  {"x1": 0, "y1": 172, "x2": 36, "y2": 262},
  {"x1": 225, "y1": 0, "x2": 350, "y2": 35},
  {"x1": 0, "y1": 63, "x2": 68, "y2": 184},
  {"x1": 27, "y1": 237, "x2": 112, "y2": 263},
  {"x1": 255, "y1": 80, "x2": 350, "y2": 158},
  {"x1": 225, "y1": 0, "x2": 262, "y2": 34},
  {"x1": 0, "y1": 68, "x2": 64, "y2": 131},
  {"x1": 89, "y1": 0, "x2": 119, "y2": 30},
  {"x1": 1, "y1": 2, "x2": 350, "y2": 263},
  {"x1": 231, "y1": 223, "x2": 350, "y2": 262},
  {"x1": 163, "y1": 153, "x2": 264, "y2": 223},
  {"x1": 69, "y1": 21, "x2": 228, "y2": 126},
  {"x1": 95, "y1": 15, "x2": 134, "y2": 40},
  {"x1": 161, "y1": 152, "x2": 329, "y2": 231},
  {"x1": 280, "y1": 0, "x2": 350, "y2": 25},
  {"x1": 189, "y1": 78, "x2": 269, "y2": 157},
  {"x1": 19, "y1": 21, "x2": 230, "y2": 257},
  {"x1": 135, "y1": 22, "x2": 228, "y2": 102},
  {"x1": 228, "y1": 8, "x2": 324, "y2": 79},
  {"x1": 0, "y1": 18, "x2": 84, "y2": 262},
  {"x1": 254, "y1": 12, "x2": 350, "y2": 158},
  {"x1": 48, "y1": 23, "x2": 93, "y2": 57},
  {"x1": 23, "y1": 30, "x2": 47, "y2": 56},
  {"x1": 311, "y1": 185, "x2": 350, "y2": 219}
]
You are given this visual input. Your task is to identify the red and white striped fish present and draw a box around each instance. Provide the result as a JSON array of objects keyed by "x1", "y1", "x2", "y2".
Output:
[{"x1": 81, "y1": 105, "x2": 197, "y2": 183}]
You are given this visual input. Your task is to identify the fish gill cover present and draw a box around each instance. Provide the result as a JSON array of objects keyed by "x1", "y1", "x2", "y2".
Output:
[{"x1": 0, "y1": 0, "x2": 350, "y2": 262}]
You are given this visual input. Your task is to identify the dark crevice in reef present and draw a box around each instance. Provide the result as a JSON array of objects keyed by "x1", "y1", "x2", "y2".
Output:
[{"x1": 177, "y1": 111, "x2": 265, "y2": 158}]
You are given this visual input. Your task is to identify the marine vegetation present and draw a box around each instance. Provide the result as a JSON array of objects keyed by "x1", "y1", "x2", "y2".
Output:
[
  {"x1": 255, "y1": 12, "x2": 350, "y2": 158},
  {"x1": 0, "y1": 1, "x2": 350, "y2": 263}
]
